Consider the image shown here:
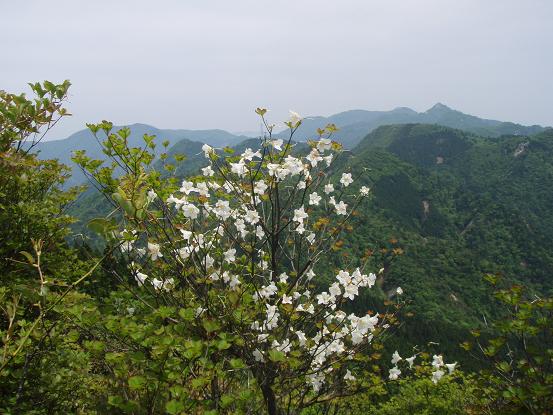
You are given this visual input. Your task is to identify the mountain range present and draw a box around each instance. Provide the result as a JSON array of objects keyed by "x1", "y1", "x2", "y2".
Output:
[{"x1": 36, "y1": 103, "x2": 549, "y2": 186}]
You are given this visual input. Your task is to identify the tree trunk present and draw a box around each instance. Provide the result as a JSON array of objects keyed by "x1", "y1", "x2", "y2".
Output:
[{"x1": 261, "y1": 383, "x2": 278, "y2": 415}]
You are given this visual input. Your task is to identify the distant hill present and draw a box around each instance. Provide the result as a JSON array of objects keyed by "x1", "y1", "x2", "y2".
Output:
[
  {"x1": 276, "y1": 103, "x2": 547, "y2": 148},
  {"x1": 35, "y1": 124, "x2": 249, "y2": 186}
]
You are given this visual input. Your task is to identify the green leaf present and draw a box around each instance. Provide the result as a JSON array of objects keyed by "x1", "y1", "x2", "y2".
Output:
[
  {"x1": 128, "y1": 375, "x2": 147, "y2": 390},
  {"x1": 268, "y1": 350, "x2": 286, "y2": 362},
  {"x1": 178, "y1": 308, "x2": 195, "y2": 321},
  {"x1": 19, "y1": 250, "x2": 34, "y2": 264},
  {"x1": 166, "y1": 400, "x2": 185, "y2": 414},
  {"x1": 87, "y1": 218, "x2": 116, "y2": 235},
  {"x1": 202, "y1": 319, "x2": 221, "y2": 333},
  {"x1": 229, "y1": 358, "x2": 246, "y2": 369},
  {"x1": 216, "y1": 339, "x2": 231, "y2": 350}
]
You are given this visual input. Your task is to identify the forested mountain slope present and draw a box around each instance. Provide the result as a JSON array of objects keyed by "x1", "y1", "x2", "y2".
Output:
[{"x1": 332, "y1": 124, "x2": 553, "y2": 358}]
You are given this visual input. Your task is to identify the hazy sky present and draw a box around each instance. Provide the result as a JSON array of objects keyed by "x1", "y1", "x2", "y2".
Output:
[{"x1": 2, "y1": 0, "x2": 553, "y2": 138}]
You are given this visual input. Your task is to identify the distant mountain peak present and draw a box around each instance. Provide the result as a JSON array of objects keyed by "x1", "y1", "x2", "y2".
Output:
[
  {"x1": 391, "y1": 106, "x2": 417, "y2": 114},
  {"x1": 426, "y1": 102, "x2": 453, "y2": 113}
]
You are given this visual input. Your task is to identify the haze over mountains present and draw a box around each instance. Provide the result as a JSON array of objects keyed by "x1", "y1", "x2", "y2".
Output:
[{"x1": 36, "y1": 103, "x2": 550, "y2": 186}]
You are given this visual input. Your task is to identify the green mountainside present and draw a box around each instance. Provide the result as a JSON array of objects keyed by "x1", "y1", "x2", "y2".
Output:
[{"x1": 332, "y1": 124, "x2": 553, "y2": 359}]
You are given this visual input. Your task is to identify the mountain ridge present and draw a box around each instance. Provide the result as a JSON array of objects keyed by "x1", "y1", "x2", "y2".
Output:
[{"x1": 35, "y1": 104, "x2": 550, "y2": 186}]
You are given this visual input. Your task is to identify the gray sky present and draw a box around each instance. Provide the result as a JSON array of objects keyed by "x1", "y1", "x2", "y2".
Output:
[{"x1": 2, "y1": 0, "x2": 553, "y2": 138}]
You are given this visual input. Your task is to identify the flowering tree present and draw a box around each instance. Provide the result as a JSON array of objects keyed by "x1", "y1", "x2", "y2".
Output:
[{"x1": 74, "y1": 109, "x2": 452, "y2": 414}]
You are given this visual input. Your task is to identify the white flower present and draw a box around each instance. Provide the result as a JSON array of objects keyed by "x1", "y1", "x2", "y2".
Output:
[
  {"x1": 340, "y1": 173, "x2": 353, "y2": 187},
  {"x1": 258, "y1": 282, "x2": 278, "y2": 299},
  {"x1": 324, "y1": 183, "x2": 334, "y2": 194},
  {"x1": 134, "y1": 271, "x2": 148, "y2": 286},
  {"x1": 254, "y1": 180, "x2": 268, "y2": 195},
  {"x1": 147, "y1": 242, "x2": 163, "y2": 260},
  {"x1": 432, "y1": 369, "x2": 445, "y2": 384},
  {"x1": 406, "y1": 355, "x2": 416, "y2": 368},
  {"x1": 224, "y1": 248, "x2": 236, "y2": 263},
  {"x1": 309, "y1": 192, "x2": 322, "y2": 206},
  {"x1": 182, "y1": 203, "x2": 200, "y2": 219},
  {"x1": 253, "y1": 349, "x2": 265, "y2": 362},
  {"x1": 230, "y1": 160, "x2": 248, "y2": 177},
  {"x1": 296, "y1": 330, "x2": 307, "y2": 347},
  {"x1": 283, "y1": 155, "x2": 304, "y2": 176},
  {"x1": 391, "y1": 351, "x2": 402, "y2": 365},
  {"x1": 306, "y1": 149, "x2": 322, "y2": 167},
  {"x1": 343, "y1": 284, "x2": 359, "y2": 300},
  {"x1": 177, "y1": 246, "x2": 193, "y2": 259},
  {"x1": 202, "y1": 166, "x2": 214, "y2": 176},
  {"x1": 267, "y1": 163, "x2": 280, "y2": 177},
  {"x1": 120, "y1": 241, "x2": 134, "y2": 253},
  {"x1": 396, "y1": 286, "x2": 403, "y2": 295},
  {"x1": 265, "y1": 304, "x2": 280, "y2": 329},
  {"x1": 360, "y1": 186, "x2": 370, "y2": 196},
  {"x1": 196, "y1": 182, "x2": 210, "y2": 197},
  {"x1": 213, "y1": 200, "x2": 232, "y2": 220},
  {"x1": 281, "y1": 294, "x2": 293, "y2": 304},
  {"x1": 204, "y1": 255, "x2": 215, "y2": 269},
  {"x1": 202, "y1": 144, "x2": 214, "y2": 157},
  {"x1": 329, "y1": 282, "x2": 341, "y2": 298},
  {"x1": 335, "y1": 201, "x2": 347, "y2": 215},
  {"x1": 270, "y1": 139, "x2": 283, "y2": 151},
  {"x1": 293, "y1": 206, "x2": 308, "y2": 223},
  {"x1": 445, "y1": 362, "x2": 457, "y2": 374},
  {"x1": 317, "y1": 138, "x2": 332, "y2": 152},
  {"x1": 180, "y1": 229, "x2": 193, "y2": 241},
  {"x1": 244, "y1": 209, "x2": 260, "y2": 224},
  {"x1": 306, "y1": 232, "x2": 316, "y2": 244},
  {"x1": 336, "y1": 270, "x2": 351, "y2": 286},
  {"x1": 180, "y1": 180, "x2": 197, "y2": 195},
  {"x1": 344, "y1": 369, "x2": 356, "y2": 381},
  {"x1": 278, "y1": 273, "x2": 289, "y2": 283},
  {"x1": 228, "y1": 274, "x2": 241, "y2": 289},
  {"x1": 242, "y1": 148, "x2": 261, "y2": 160},
  {"x1": 316, "y1": 292, "x2": 333, "y2": 305},
  {"x1": 297, "y1": 180, "x2": 306, "y2": 189},
  {"x1": 289, "y1": 110, "x2": 302, "y2": 125},
  {"x1": 389, "y1": 366, "x2": 401, "y2": 380},
  {"x1": 432, "y1": 354, "x2": 444, "y2": 369},
  {"x1": 152, "y1": 277, "x2": 173, "y2": 291},
  {"x1": 147, "y1": 189, "x2": 157, "y2": 204}
]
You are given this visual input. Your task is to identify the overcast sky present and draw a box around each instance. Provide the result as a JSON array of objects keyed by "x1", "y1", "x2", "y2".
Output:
[{"x1": 2, "y1": 0, "x2": 553, "y2": 138}]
